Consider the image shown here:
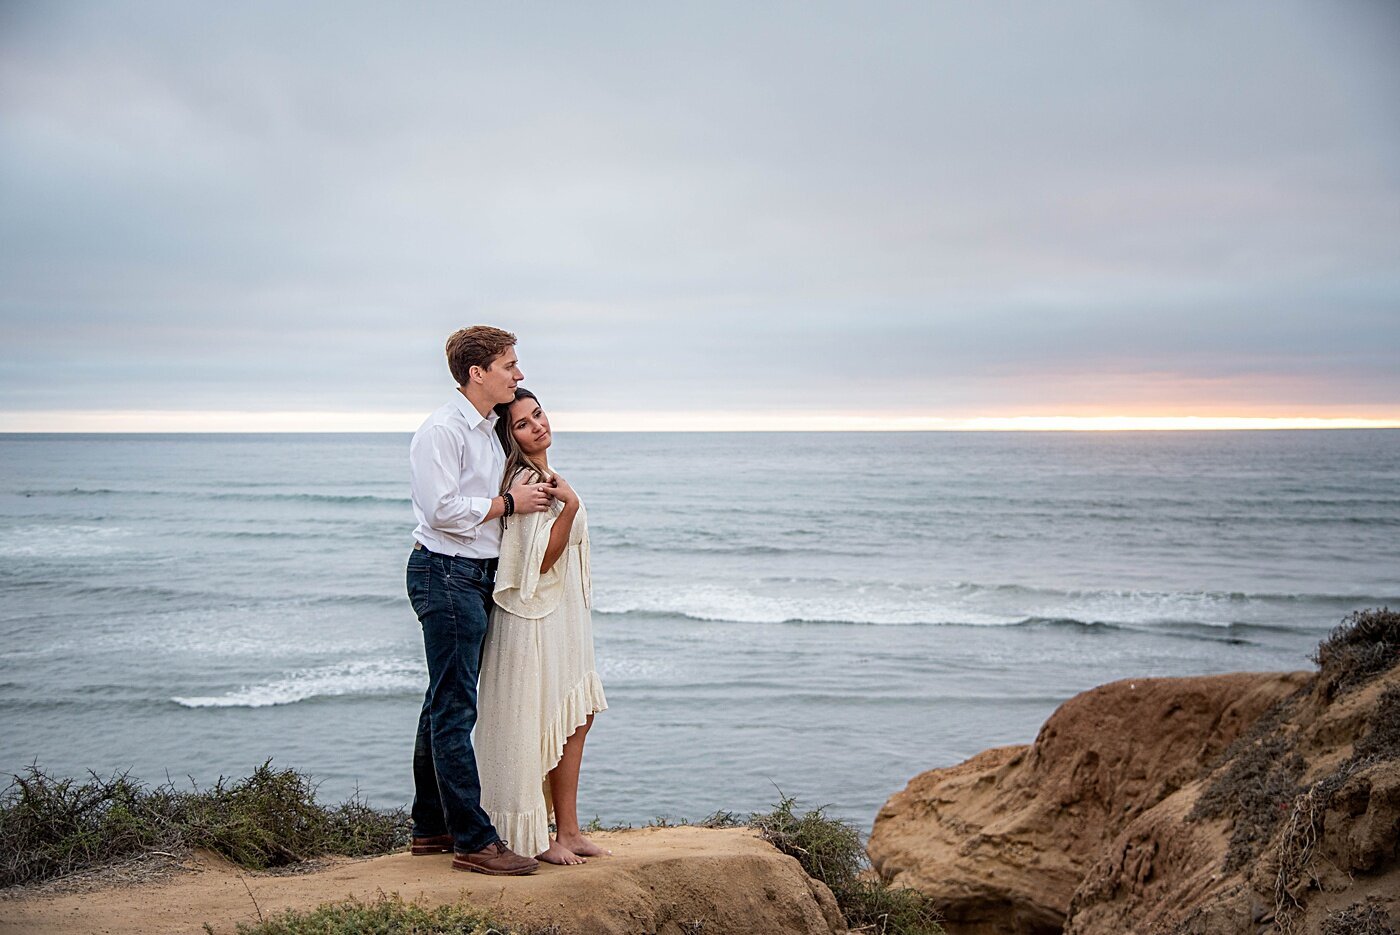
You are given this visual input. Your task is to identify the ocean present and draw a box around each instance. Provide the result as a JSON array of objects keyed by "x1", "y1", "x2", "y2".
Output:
[{"x1": 1, "y1": 430, "x2": 1397, "y2": 829}]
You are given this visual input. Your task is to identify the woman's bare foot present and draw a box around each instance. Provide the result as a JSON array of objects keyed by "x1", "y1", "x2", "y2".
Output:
[
  {"x1": 536, "y1": 839, "x2": 586, "y2": 865},
  {"x1": 555, "y1": 832, "x2": 610, "y2": 857}
]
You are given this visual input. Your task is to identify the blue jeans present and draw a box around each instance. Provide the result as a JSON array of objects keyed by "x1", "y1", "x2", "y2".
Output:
[{"x1": 406, "y1": 546, "x2": 500, "y2": 854}]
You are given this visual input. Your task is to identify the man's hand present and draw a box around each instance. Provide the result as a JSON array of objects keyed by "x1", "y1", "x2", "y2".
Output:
[
  {"x1": 509, "y1": 481, "x2": 555, "y2": 514},
  {"x1": 548, "y1": 473, "x2": 579, "y2": 508}
]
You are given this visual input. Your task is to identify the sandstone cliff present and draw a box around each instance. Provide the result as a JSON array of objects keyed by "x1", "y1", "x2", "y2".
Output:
[{"x1": 869, "y1": 611, "x2": 1400, "y2": 935}]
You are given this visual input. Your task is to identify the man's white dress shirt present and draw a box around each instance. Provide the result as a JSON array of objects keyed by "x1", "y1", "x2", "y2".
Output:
[{"x1": 409, "y1": 392, "x2": 505, "y2": 558}]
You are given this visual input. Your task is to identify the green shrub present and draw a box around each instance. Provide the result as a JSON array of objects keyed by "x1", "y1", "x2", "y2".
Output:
[
  {"x1": 837, "y1": 878, "x2": 950, "y2": 935},
  {"x1": 230, "y1": 893, "x2": 514, "y2": 935},
  {"x1": 751, "y1": 795, "x2": 944, "y2": 935},
  {"x1": 750, "y1": 794, "x2": 864, "y2": 886},
  {"x1": 172, "y1": 762, "x2": 406, "y2": 870},
  {"x1": 0, "y1": 761, "x2": 409, "y2": 888},
  {"x1": 0, "y1": 768, "x2": 181, "y2": 887}
]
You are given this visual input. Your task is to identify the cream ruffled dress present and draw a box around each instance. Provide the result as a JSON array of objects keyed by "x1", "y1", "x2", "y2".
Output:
[{"x1": 476, "y1": 473, "x2": 607, "y2": 858}]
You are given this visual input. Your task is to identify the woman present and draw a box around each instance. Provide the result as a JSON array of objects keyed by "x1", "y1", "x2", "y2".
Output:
[{"x1": 476, "y1": 388, "x2": 609, "y2": 865}]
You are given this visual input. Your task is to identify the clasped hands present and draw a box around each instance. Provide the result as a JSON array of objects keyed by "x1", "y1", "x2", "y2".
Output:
[{"x1": 507, "y1": 473, "x2": 578, "y2": 515}]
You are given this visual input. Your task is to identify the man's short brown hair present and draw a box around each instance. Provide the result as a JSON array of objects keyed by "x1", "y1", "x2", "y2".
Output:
[{"x1": 445, "y1": 326, "x2": 517, "y2": 385}]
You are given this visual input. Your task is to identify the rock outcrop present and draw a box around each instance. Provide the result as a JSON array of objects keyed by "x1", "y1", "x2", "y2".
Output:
[
  {"x1": 0, "y1": 826, "x2": 845, "y2": 935},
  {"x1": 870, "y1": 645, "x2": 1400, "y2": 934}
]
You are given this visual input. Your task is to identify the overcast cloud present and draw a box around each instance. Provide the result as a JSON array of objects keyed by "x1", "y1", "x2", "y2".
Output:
[{"x1": 2, "y1": 0, "x2": 1398, "y2": 422}]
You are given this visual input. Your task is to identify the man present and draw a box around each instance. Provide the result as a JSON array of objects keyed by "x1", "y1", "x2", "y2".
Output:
[{"x1": 406, "y1": 325, "x2": 555, "y2": 875}]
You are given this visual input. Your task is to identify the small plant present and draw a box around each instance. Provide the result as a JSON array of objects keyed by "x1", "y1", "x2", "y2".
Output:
[
  {"x1": 751, "y1": 795, "x2": 944, "y2": 935},
  {"x1": 647, "y1": 814, "x2": 682, "y2": 828},
  {"x1": 582, "y1": 815, "x2": 631, "y2": 833},
  {"x1": 231, "y1": 892, "x2": 513, "y2": 935},
  {"x1": 1319, "y1": 901, "x2": 1398, "y2": 935},
  {"x1": 696, "y1": 809, "x2": 743, "y2": 829}
]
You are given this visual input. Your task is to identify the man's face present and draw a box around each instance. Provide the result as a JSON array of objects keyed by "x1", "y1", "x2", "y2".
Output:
[{"x1": 477, "y1": 348, "x2": 523, "y2": 405}]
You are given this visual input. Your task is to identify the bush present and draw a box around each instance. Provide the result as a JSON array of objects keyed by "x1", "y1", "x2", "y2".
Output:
[
  {"x1": 230, "y1": 893, "x2": 516, "y2": 935},
  {"x1": 751, "y1": 795, "x2": 944, "y2": 935},
  {"x1": 0, "y1": 768, "x2": 181, "y2": 887},
  {"x1": 1313, "y1": 608, "x2": 1400, "y2": 699},
  {"x1": 750, "y1": 795, "x2": 864, "y2": 885},
  {"x1": 0, "y1": 761, "x2": 409, "y2": 888},
  {"x1": 173, "y1": 762, "x2": 407, "y2": 870}
]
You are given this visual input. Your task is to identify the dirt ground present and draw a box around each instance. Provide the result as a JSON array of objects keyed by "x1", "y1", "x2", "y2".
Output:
[{"x1": 0, "y1": 826, "x2": 845, "y2": 935}]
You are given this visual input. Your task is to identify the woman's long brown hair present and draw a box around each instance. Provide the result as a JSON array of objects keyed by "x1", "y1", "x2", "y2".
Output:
[{"x1": 494, "y1": 387, "x2": 549, "y2": 497}]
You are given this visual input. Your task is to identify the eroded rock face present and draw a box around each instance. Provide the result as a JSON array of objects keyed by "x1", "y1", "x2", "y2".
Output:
[
  {"x1": 867, "y1": 672, "x2": 1309, "y2": 935},
  {"x1": 871, "y1": 664, "x2": 1400, "y2": 935},
  {"x1": 1067, "y1": 670, "x2": 1400, "y2": 935}
]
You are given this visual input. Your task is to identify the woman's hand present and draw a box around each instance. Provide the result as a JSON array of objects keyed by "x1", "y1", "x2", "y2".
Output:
[
  {"x1": 509, "y1": 480, "x2": 555, "y2": 514},
  {"x1": 548, "y1": 473, "x2": 579, "y2": 509},
  {"x1": 537, "y1": 473, "x2": 578, "y2": 575}
]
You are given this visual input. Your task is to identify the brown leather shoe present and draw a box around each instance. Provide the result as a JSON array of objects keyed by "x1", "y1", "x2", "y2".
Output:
[
  {"x1": 410, "y1": 833, "x2": 453, "y2": 855},
  {"x1": 452, "y1": 841, "x2": 539, "y2": 875}
]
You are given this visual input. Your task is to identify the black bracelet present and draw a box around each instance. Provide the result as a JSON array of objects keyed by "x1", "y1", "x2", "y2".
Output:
[{"x1": 502, "y1": 492, "x2": 515, "y2": 517}]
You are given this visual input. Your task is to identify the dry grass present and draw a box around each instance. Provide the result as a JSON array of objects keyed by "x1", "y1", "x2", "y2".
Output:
[
  {"x1": 1313, "y1": 608, "x2": 1400, "y2": 700},
  {"x1": 1320, "y1": 901, "x2": 1398, "y2": 935},
  {"x1": 1273, "y1": 784, "x2": 1325, "y2": 935}
]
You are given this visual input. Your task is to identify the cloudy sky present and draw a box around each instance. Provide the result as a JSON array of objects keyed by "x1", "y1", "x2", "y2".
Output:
[{"x1": 2, "y1": 1, "x2": 1398, "y2": 430}]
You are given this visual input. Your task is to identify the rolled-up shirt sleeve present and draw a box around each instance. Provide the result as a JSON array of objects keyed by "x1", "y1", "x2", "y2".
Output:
[{"x1": 410, "y1": 424, "x2": 493, "y2": 537}]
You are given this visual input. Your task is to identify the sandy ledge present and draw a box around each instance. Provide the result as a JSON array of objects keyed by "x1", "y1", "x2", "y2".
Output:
[{"x1": 0, "y1": 825, "x2": 845, "y2": 935}]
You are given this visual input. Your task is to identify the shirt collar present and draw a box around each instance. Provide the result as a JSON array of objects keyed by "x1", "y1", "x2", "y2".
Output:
[{"x1": 450, "y1": 391, "x2": 499, "y2": 430}]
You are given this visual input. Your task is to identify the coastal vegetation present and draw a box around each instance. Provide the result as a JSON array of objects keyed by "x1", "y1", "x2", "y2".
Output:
[
  {"x1": 0, "y1": 759, "x2": 408, "y2": 889},
  {"x1": 227, "y1": 894, "x2": 521, "y2": 935},
  {"x1": 1313, "y1": 607, "x2": 1400, "y2": 699},
  {"x1": 751, "y1": 795, "x2": 945, "y2": 935}
]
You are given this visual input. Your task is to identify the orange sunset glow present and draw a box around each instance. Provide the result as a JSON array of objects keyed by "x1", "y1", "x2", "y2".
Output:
[{"x1": 2, "y1": 410, "x2": 1397, "y2": 434}]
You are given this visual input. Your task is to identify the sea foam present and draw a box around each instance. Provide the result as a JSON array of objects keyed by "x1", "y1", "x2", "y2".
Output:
[
  {"x1": 171, "y1": 659, "x2": 423, "y2": 708},
  {"x1": 590, "y1": 579, "x2": 1380, "y2": 629}
]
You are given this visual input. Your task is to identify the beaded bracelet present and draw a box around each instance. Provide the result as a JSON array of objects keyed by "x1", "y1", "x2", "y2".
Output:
[{"x1": 502, "y1": 491, "x2": 515, "y2": 517}]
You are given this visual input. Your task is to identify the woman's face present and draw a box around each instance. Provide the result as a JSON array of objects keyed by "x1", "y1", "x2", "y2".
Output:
[{"x1": 508, "y1": 396, "x2": 551, "y2": 456}]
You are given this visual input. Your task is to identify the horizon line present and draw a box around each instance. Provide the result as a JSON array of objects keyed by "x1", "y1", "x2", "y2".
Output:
[{"x1": 2, "y1": 410, "x2": 1400, "y2": 433}]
